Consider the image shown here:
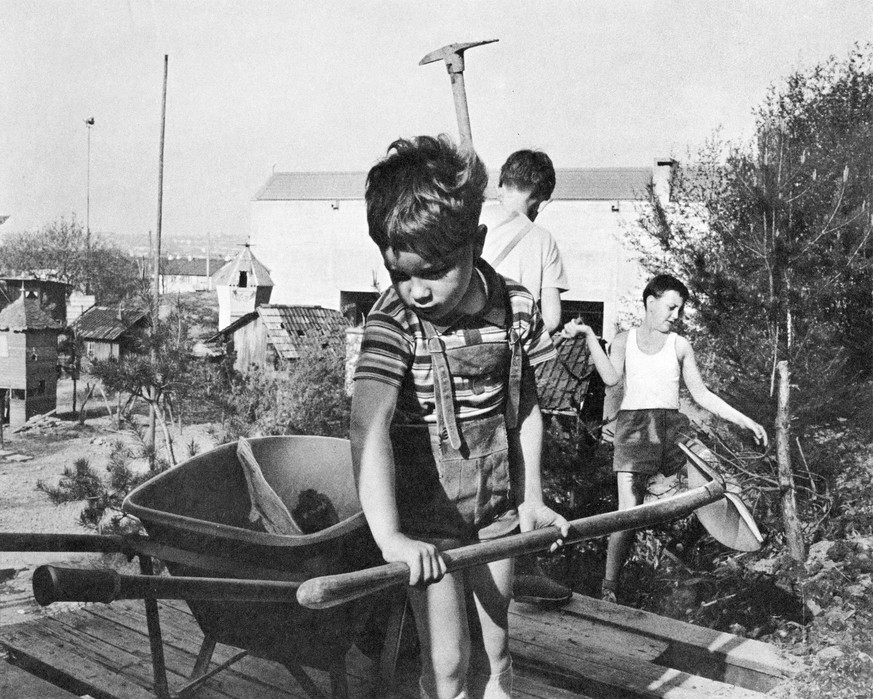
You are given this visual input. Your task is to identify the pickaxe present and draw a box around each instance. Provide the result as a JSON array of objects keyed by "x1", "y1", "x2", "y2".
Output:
[{"x1": 419, "y1": 39, "x2": 498, "y2": 148}]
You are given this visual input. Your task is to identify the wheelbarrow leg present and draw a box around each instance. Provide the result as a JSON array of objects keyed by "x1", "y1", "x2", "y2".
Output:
[
  {"x1": 283, "y1": 660, "x2": 331, "y2": 699},
  {"x1": 138, "y1": 555, "x2": 171, "y2": 699},
  {"x1": 190, "y1": 636, "x2": 217, "y2": 679},
  {"x1": 378, "y1": 589, "x2": 411, "y2": 696}
]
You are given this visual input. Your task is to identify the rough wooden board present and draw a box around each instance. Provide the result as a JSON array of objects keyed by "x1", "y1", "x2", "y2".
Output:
[
  {"x1": 8, "y1": 616, "x2": 182, "y2": 697},
  {"x1": 550, "y1": 594, "x2": 799, "y2": 684},
  {"x1": 63, "y1": 606, "x2": 292, "y2": 699},
  {"x1": 85, "y1": 602, "x2": 328, "y2": 698},
  {"x1": 1, "y1": 623, "x2": 155, "y2": 699},
  {"x1": 511, "y1": 601, "x2": 669, "y2": 661},
  {"x1": 0, "y1": 660, "x2": 80, "y2": 699}
]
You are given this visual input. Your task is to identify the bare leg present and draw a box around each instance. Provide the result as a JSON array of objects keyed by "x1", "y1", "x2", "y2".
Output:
[
  {"x1": 408, "y1": 570, "x2": 470, "y2": 699},
  {"x1": 603, "y1": 472, "x2": 647, "y2": 595},
  {"x1": 466, "y1": 557, "x2": 513, "y2": 699}
]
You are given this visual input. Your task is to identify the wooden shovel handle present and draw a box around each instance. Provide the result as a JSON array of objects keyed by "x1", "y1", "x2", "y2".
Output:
[
  {"x1": 32, "y1": 565, "x2": 302, "y2": 606},
  {"x1": 297, "y1": 481, "x2": 724, "y2": 609}
]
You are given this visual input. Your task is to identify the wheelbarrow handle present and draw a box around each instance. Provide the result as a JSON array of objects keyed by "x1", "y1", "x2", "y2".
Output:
[
  {"x1": 297, "y1": 480, "x2": 725, "y2": 610},
  {"x1": 32, "y1": 565, "x2": 302, "y2": 606}
]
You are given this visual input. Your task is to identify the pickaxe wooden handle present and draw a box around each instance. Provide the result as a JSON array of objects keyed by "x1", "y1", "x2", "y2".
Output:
[{"x1": 420, "y1": 39, "x2": 498, "y2": 148}]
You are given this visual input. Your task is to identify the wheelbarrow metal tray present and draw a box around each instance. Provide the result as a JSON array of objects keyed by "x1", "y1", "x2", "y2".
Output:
[{"x1": 122, "y1": 435, "x2": 384, "y2": 671}]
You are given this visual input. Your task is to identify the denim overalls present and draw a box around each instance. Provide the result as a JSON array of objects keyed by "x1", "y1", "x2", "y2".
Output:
[{"x1": 391, "y1": 279, "x2": 523, "y2": 544}]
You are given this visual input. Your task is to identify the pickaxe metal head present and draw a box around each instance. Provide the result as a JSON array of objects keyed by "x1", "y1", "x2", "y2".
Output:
[
  {"x1": 419, "y1": 39, "x2": 498, "y2": 74},
  {"x1": 419, "y1": 39, "x2": 498, "y2": 148}
]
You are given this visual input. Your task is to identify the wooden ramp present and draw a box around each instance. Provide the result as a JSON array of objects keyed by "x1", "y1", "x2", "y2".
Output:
[{"x1": 1, "y1": 593, "x2": 798, "y2": 698}]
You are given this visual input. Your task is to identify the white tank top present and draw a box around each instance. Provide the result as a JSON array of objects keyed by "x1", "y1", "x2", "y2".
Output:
[{"x1": 620, "y1": 328, "x2": 680, "y2": 410}]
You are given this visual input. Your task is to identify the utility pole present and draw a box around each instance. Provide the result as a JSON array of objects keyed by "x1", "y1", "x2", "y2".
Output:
[{"x1": 85, "y1": 117, "x2": 95, "y2": 294}]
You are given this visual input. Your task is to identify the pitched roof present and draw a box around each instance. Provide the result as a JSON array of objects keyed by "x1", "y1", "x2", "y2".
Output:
[
  {"x1": 257, "y1": 305, "x2": 349, "y2": 360},
  {"x1": 71, "y1": 306, "x2": 149, "y2": 341},
  {"x1": 534, "y1": 336, "x2": 596, "y2": 415},
  {"x1": 208, "y1": 305, "x2": 349, "y2": 360},
  {"x1": 253, "y1": 168, "x2": 653, "y2": 203},
  {"x1": 161, "y1": 257, "x2": 227, "y2": 277},
  {"x1": 212, "y1": 245, "x2": 274, "y2": 287},
  {"x1": 0, "y1": 296, "x2": 62, "y2": 331}
]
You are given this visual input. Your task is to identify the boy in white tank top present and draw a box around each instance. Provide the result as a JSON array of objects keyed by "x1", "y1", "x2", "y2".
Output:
[{"x1": 562, "y1": 274, "x2": 768, "y2": 603}]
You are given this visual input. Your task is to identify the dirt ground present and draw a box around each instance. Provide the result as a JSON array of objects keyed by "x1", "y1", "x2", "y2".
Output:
[{"x1": 0, "y1": 379, "x2": 218, "y2": 626}]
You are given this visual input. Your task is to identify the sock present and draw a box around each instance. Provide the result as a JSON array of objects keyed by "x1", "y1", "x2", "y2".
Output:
[
  {"x1": 419, "y1": 678, "x2": 469, "y2": 699},
  {"x1": 469, "y1": 663, "x2": 513, "y2": 699}
]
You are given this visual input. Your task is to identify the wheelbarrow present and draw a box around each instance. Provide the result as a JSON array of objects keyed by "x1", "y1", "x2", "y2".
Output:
[{"x1": 1, "y1": 435, "x2": 754, "y2": 698}]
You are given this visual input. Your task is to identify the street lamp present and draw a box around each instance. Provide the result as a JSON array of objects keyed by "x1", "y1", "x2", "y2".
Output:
[{"x1": 84, "y1": 117, "x2": 94, "y2": 294}]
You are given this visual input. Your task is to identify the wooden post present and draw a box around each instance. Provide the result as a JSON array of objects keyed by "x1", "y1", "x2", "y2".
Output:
[
  {"x1": 776, "y1": 361, "x2": 805, "y2": 561},
  {"x1": 148, "y1": 54, "x2": 168, "y2": 469}
]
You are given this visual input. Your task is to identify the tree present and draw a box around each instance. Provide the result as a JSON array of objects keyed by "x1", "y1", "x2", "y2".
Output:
[
  {"x1": 0, "y1": 216, "x2": 140, "y2": 304},
  {"x1": 91, "y1": 288, "x2": 192, "y2": 468},
  {"x1": 632, "y1": 44, "x2": 873, "y2": 559}
]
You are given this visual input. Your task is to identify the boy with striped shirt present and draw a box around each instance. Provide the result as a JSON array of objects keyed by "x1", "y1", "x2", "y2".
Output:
[{"x1": 351, "y1": 135, "x2": 568, "y2": 699}]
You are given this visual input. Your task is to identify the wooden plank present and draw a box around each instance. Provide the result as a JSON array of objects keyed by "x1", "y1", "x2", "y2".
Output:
[
  {"x1": 0, "y1": 623, "x2": 155, "y2": 699},
  {"x1": 550, "y1": 594, "x2": 798, "y2": 690},
  {"x1": 0, "y1": 660, "x2": 80, "y2": 699},
  {"x1": 59, "y1": 605, "x2": 294, "y2": 699},
  {"x1": 510, "y1": 640, "x2": 767, "y2": 699},
  {"x1": 8, "y1": 615, "x2": 189, "y2": 698},
  {"x1": 85, "y1": 604, "x2": 316, "y2": 699},
  {"x1": 90, "y1": 601, "x2": 386, "y2": 699},
  {"x1": 511, "y1": 602, "x2": 669, "y2": 662}
]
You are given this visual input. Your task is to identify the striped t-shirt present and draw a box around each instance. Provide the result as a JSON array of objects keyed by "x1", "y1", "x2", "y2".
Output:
[{"x1": 354, "y1": 260, "x2": 556, "y2": 424}]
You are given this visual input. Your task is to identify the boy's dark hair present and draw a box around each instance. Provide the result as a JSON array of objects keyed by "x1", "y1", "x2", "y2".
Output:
[
  {"x1": 365, "y1": 135, "x2": 488, "y2": 261},
  {"x1": 498, "y1": 149, "x2": 556, "y2": 201},
  {"x1": 643, "y1": 274, "x2": 690, "y2": 308}
]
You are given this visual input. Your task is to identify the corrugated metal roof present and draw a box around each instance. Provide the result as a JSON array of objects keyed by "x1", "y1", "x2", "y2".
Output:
[
  {"x1": 534, "y1": 336, "x2": 595, "y2": 415},
  {"x1": 162, "y1": 257, "x2": 227, "y2": 277},
  {"x1": 253, "y1": 168, "x2": 652, "y2": 203},
  {"x1": 258, "y1": 305, "x2": 349, "y2": 360},
  {"x1": 71, "y1": 306, "x2": 149, "y2": 341},
  {"x1": 0, "y1": 296, "x2": 61, "y2": 331},
  {"x1": 212, "y1": 246, "x2": 274, "y2": 287}
]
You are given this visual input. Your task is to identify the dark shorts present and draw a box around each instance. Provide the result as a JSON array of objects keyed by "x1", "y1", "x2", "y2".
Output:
[{"x1": 613, "y1": 409, "x2": 691, "y2": 476}]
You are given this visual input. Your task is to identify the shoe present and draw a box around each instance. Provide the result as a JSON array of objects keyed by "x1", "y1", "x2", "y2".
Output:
[
  {"x1": 513, "y1": 574, "x2": 573, "y2": 606},
  {"x1": 600, "y1": 588, "x2": 617, "y2": 604},
  {"x1": 600, "y1": 579, "x2": 618, "y2": 604}
]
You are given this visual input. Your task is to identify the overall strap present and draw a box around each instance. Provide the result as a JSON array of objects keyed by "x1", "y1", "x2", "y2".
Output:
[
  {"x1": 420, "y1": 318, "x2": 463, "y2": 450},
  {"x1": 501, "y1": 277, "x2": 524, "y2": 431},
  {"x1": 491, "y1": 215, "x2": 535, "y2": 269}
]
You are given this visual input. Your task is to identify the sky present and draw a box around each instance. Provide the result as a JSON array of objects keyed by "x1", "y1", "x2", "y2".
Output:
[{"x1": 1, "y1": 0, "x2": 870, "y2": 244}]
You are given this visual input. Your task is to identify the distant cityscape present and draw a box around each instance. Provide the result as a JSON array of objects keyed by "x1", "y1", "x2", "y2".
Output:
[{"x1": 104, "y1": 230, "x2": 247, "y2": 260}]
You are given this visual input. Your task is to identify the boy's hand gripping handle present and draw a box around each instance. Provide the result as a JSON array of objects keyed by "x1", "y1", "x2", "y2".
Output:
[{"x1": 297, "y1": 479, "x2": 724, "y2": 610}]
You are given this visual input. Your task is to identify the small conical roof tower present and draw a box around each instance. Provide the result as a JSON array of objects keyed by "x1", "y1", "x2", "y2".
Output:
[{"x1": 214, "y1": 244, "x2": 274, "y2": 330}]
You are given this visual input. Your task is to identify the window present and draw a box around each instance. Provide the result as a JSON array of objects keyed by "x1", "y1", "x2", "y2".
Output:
[
  {"x1": 340, "y1": 291, "x2": 379, "y2": 326},
  {"x1": 238, "y1": 271, "x2": 248, "y2": 288},
  {"x1": 11, "y1": 389, "x2": 25, "y2": 400},
  {"x1": 36, "y1": 380, "x2": 46, "y2": 396},
  {"x1": 561, "y1": 301, "x2": 605, "y2": 336}
]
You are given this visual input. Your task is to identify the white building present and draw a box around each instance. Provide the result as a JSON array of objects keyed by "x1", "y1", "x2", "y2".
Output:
[{"x1": 250, "y1": 163, "x2": 673, "y2": 339}]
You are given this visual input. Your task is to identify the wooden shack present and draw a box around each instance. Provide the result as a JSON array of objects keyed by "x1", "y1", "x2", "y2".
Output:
[
  {"x1": 210, "y1": 304, "x2": 348, "y2": 375},
  {"x1": 70, "y1": 306, "x2": 149, "y2": 368},
  {"x1": 0, "y1": 294, "x2": 62, "y2": 427}
]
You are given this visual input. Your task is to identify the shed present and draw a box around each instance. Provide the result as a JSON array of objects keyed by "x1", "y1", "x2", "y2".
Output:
[
  {"x1": 71, "y1": 306, "x2": 150, "y2": 367},
  {"x1": 209, "y1": 304, "x2": 348, "y2": 375},
  {"x1": 0, "y1": 295, "x2": 63, "y2": 426}
]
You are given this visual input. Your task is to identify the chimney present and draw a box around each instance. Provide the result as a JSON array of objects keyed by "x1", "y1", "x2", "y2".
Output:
[{"x1": 652, "y1": 159, "x2": 677, "y2": 206}]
